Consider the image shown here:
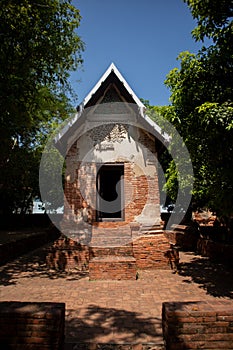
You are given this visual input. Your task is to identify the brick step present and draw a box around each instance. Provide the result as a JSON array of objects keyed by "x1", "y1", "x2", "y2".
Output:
[
  {"x1": 171, "y1": 224, "x2": 190, "y2": 232},
  {"x1": 90, "y1": 245, "x2": 133, "y2": 258},
  {"x1": 141, "y1": 229, "x2": 164, "y2": 235},
  {"x1": 140, "y1": 225, "x2": 163, "y2": 235},
  {"x1": 90, "y1": 238, "x2": 132, "y2": 247},
  {"x1": 64, "y1": 343, "x2": 165, "y2": 350},
  {"x1": 89, "y1": 255, "x2": 137, "y2": 280},
  {"x1": 92, "y1": 226, "x2": 132, "y2": 236},
  {"x1": 90, "y1": 232, "x2": 133, "y2": 247}
]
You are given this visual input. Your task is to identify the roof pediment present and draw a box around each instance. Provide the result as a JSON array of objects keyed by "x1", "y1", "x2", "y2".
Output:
[
  {"x1": 82, "y1": 63, "x2": 145, "y2": 109},
  {"x1": 54, "y1": 63, "x2": 170, "y2": 151}
]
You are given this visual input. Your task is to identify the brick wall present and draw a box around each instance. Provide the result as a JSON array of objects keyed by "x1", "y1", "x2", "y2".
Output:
[
  {"x1": 61, "y1": 126, "x2": 168, "y2": 276},
  {"x1": 0, "y1": 229, "x2": 59, "y2": 266},
  {"x1": 197, "y1": 237, "x2": 233, "y2": 266},
  {"x1": 64, "y1": 160, "x2": 96, "y2": 222},
  {"x1": 133, "y1": 234, "x2": 178, "y2": 269},
  {"x1": 46, "y1": 235, "x2": 89, "y2": 271},
  {"x1": 163, "y1": 301, "x2": 233, "y2": 350},
  {"x1": 164, "y1": 224, "x2": 199, "y2": 251},
  {"x1": 64, "y1": 128, "x2": 161, "y2": 226},
  {"x1": 46, "y1": 232, "x2": 177, "y2": 276},
  {"x1": 64, "y1": 159, "x2": 159, "y2": 226},
  {"x1": 124, "y1": 162, "x2": 149, "y2": 223},
  {"x1": 89, "y1": 256, "x2": 137, "y2": 280},
  {"x1": 0, "y1": 301, "x2": 65, "y2": 350}
]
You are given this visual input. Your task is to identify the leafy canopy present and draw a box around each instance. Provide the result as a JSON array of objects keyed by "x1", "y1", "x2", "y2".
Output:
[
  {"x1": 0, "y1": 0, "x2": 84, "y2": 214},
  {"x1": 153, "y1": 0, "x2": 233, "y2": 227}
]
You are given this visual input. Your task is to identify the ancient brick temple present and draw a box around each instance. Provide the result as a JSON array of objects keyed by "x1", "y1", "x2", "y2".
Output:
[{"x1": 54, "y1": 63, "x2": 178, "y2": 279}]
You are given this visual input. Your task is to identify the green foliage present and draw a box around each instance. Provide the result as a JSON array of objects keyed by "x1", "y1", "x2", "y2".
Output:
[
  {"x1": 184, "y1": 0, "x2": 233, "y2": 42},
  {"x1": 39, "y1": 140, "x2": 65, "y2": 213},
  {"x1": 0, "y1": 0, "x2": 84, "y2": 214},
  {"x1": 146, "y1": 105, "x2": 194, "y2": 212},
  {"x1": 155, "y1": 0, "x2": 233, "y2": 228}
]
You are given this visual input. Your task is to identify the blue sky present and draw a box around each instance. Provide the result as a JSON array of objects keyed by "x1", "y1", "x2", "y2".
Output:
[{"x1": 70, "y1": 0, "x2": 204, "y2": 106}]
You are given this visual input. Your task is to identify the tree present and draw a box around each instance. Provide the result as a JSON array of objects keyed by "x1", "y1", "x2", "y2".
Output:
[
  {"x1": 185, "y1": 0, "x2": 233, "y2": 42},
  {"x1": 0, "y1": 0, "x2": 84, "y2": 214},
  {"x1": 155, "y1": 0, "x2": 233, "y2": 233}
]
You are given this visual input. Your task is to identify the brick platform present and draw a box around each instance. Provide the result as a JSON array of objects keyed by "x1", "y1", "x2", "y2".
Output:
[
  {"x1": 1, "y1": 248, "x2": 233, "y2": 347},
  {"x1": 163, "y1": 300, "x2": 233, "y2": 349},
  {"x1": 0, "y1": 229, "x2": 59, "y2": 266},
  {"x1": 88, "y1": 227, "x2": 175, "y2": 279},
  {"x1": 46, "y1": 235, "x2": 89, "y2": 271},
  {"x1": 0, "y1": 301, "x2": 65, "y2": 350},
  {"x1": 197, "y1": 237, "x2": 233, "y2": 266},
  {"x1": 133, "y1": 234, "x2": 178, "y2": 270},
  {"x1": 89, "y1": 256, "x2": 137, "y2": 280},
  {"x1": 164, "y1": 224, "x2": 199, "y2": 251},
  {"x1": 89, "y1": 225, "x2": 137, "y2": 280},
  {"x1": 45, "y1": 228, "x2": 177, "y2": 279}
]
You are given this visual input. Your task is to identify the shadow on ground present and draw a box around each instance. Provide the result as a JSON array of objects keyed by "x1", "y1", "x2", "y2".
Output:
[
  {"x1": 0, "y1": 243, "x2": 88, "y2": 286},
  {"x1": 65, "y1": 304, "x2": 163, "y2": 345},
  {"x1": 178, "y1": 252, "x2": 233, "y2": 298}
]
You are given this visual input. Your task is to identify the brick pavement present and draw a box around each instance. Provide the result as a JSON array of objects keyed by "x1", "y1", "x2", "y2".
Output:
[{"x1": 0, "y1": 245, "x2": 233, "y2": 348}]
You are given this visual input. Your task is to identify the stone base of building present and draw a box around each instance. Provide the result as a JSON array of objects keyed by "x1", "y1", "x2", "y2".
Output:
[{"x1": 45, "y1": 225, "x2": 179, "y2": 280}]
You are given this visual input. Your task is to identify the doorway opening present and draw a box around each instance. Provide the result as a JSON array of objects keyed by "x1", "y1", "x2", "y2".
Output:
[{"x1": 96, "y1": 164, "x2": 124, "y2": 221}]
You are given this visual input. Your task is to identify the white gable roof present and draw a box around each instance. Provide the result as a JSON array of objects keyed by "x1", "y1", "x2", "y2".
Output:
[
  {"x1": 82, "y1": 63, "x2": 145, "y2": 109},
  {"x1": 54, "y1": 63, "x2": 170, "y2": 148}
]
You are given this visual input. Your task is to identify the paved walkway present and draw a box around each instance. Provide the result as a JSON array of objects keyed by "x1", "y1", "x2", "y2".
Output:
[{"x1": 0, "y1": 244, "x2": 233, "y2": 348}]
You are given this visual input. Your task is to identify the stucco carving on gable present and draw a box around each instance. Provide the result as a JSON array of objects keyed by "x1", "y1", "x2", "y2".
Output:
[{"x1": 87, "y1": 123, "x2": 129, "y2": 145}]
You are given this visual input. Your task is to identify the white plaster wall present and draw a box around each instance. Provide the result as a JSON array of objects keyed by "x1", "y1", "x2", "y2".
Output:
[{"x1": 75, "y1": 124, "x2": 157, "y2": 177}]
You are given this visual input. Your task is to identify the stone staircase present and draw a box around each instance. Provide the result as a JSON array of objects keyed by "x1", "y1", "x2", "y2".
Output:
[{"x1": 89, "y1": 226, "x2": 137, "y2": 280}]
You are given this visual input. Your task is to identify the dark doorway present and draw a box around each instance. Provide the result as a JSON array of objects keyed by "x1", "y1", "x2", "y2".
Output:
[{"x1": 96, "y1": 164, "x2": 124, "y2": 221}]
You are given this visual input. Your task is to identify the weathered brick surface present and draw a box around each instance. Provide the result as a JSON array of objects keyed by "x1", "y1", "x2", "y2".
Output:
[
  {"x1": 197, "y1": 237, "x2": 233, "y2": 266},
  {"x1": 124, "y1": 163, "x2": 148, "y2": 223},
  {"x1": 0, "y1": 301, "x2": 65, "y2": 350},
  {"x1": 46, "y1": 231, "x2": 178, "y2": 276},
  {"x1": 89, "y1": 256, "x2": 137, "y2": 280},
  {"x1": 64, "y1": 128, "x2": 160, "y2": 226},
  {"x1": 133, "y1": 234, "x2": 178, "y2": 269},
  {"x1": 64, "y1": 159, "x2": 96, "y2": 222},
  {"x1": 164, "y1": 224, "x2": 199, "y2": 251},
  {"x1": 162, "y1": 301, "x2": 233, "y2": 350},
  {"x1": 88, "y1": 225, "x2": 136, "y2": 279},
  {"x1": 46, "y1": 235, "x2": 89, "y2": 271},
  {"x1": 90, "y1": 245, "x2": 134, "y2": 258},
  {"x1": 61, "y1": 126, "x2": 169, "y2": 279},
  {"x1": 64, "y1": 160, "x2": 159, "y2": 226}
]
